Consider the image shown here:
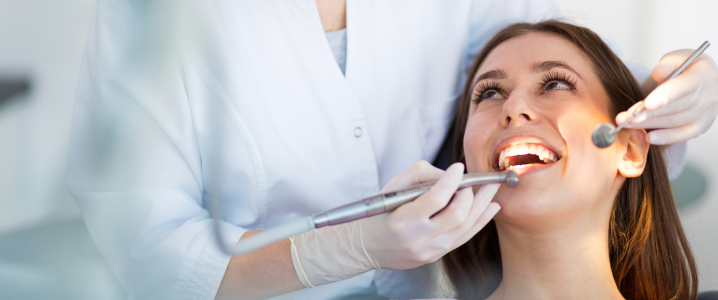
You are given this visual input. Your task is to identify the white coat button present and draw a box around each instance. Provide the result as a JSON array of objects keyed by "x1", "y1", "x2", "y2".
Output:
[{"x1": 354, "y1": 127, "x2": 362, "y2": 138}]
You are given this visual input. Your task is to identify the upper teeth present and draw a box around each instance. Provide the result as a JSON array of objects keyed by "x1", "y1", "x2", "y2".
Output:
[{"x1": 498, "y1": 144, "x2": 558, "y2": 171}]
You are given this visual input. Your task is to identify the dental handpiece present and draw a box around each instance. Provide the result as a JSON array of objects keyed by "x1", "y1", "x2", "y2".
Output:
[
  {"x1": 592, "y1": 40, "x2": 710, "y2": 148},
  {"x1": 312, "y1": 171, "x2": 519, "y2": 228},
  {"x1": 216, "y1": 171, "x2": 518, "y2": 256}
]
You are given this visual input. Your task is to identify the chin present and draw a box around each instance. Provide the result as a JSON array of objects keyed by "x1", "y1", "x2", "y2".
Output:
[
  {"x1": 491, "y1": 166, "x2": 572, "y2": 228},
  {"x1": 493, "y1": 186, "x2": 559, "y2": 225}
]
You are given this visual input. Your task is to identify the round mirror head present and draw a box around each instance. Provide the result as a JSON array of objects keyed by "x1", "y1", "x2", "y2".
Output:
[{"x1": 592, "y1": 123, "x2": 616, "y2": 148}]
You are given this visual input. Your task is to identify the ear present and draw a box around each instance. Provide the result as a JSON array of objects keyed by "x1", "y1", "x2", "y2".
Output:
[{"x1": 617, "y1": 128, "x2": 650, "y2": 178}]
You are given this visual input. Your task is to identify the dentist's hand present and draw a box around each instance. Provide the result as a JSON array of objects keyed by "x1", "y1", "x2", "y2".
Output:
[
  {"x1": 617, "y1": 50, "x2": 718, "y2": 144},
  {"x1": 289, "y1": 161, "x2": 500, "y2": 288},
  {"x1": 362, "y1": 161, "x2": 501, "y2": 270}
]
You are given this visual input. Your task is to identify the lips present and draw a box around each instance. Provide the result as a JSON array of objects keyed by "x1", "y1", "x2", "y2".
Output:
[{"x1": 492, "y1": 136, "x2": 562, "y2": 172}]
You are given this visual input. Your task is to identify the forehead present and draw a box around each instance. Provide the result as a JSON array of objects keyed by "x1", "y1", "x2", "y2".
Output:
[{"x1": 476, "y1": 31, "x2": 592, "y2": 78}]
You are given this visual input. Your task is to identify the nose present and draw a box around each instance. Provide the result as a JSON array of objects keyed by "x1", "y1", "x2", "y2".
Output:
[{"x1": 500, "y1": 91, "x2": 539, "y2": 128}]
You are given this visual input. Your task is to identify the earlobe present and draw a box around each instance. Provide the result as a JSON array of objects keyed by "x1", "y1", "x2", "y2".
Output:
[{"x1": 617, "y1": 129, "x2": 650, "y2": 178}]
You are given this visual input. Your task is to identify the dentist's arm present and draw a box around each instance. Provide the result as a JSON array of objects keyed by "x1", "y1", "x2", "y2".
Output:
[
  {"x1": 217, "y1": 162, "x2": 501, "y2": 299},
  {"x1": 215, "y1": 233, "x2": 302, "y2": 300}
]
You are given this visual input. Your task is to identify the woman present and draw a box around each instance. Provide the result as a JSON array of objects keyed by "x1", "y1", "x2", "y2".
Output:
[{"x1": 443, "y1": 21, "x2": 697, "y2": 299}]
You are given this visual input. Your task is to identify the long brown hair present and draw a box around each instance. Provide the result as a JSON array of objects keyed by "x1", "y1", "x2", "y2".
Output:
[{"x1": 443, "y1": 20, "x2": 698, "y2": 300}]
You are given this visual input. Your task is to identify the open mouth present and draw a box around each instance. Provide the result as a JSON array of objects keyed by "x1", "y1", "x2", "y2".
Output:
[{"x1": 495, "y1": 143, "x2": 561, "y2": 171}]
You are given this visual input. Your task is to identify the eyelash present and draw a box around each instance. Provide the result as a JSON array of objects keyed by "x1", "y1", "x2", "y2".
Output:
[
  {"x1": 539, "y1": 71, "x2": 577, "y2": 92},
  {"x1": 471, "y1": 81, "x2": 504, "y2": 103},
  {"x1": 471, "y1": 71, "x2": 578, "y2": 104}
]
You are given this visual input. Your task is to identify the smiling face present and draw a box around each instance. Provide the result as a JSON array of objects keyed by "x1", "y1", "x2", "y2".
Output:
[{"x1": 464, "y1": 32, "x2": 636, "y2": 228}]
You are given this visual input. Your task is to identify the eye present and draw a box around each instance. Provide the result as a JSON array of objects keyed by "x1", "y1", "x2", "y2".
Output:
[
  {"x1": 482, "y1": 89, "x2": 504, "y2": 100},
  {"x1": 539, "y1": 71, "x2": 577, "y2": 93},
  {"x1": 543, "y1": 80, "x2": 572, "y2": 91},
  {"x1": 472, "y1": 81, "x2": 505, "y2": 103}
]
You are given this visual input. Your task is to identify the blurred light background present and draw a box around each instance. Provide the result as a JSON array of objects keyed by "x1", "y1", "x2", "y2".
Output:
[{"x1": 0, "y1": 0, "x2": 715, "y2": 299}]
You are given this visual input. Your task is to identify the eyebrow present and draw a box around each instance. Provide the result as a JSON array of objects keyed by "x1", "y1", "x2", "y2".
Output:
[
  {"x1": 469, "y1": 69, "x2": 508, "y2": 94},
  {"x1": 475, "y1": 69, "x2": 508, "y2": 82},
  {"x1": 530, "y1": 60, "x2": 584, "y2": 80}
]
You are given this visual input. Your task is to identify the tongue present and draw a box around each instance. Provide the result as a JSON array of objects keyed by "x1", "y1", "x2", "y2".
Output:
[{"x1": 508, "y1": 154, "x2": 545, "y2": 167}]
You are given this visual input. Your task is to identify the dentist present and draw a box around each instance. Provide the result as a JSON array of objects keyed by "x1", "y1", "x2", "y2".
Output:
[{"x1": 67, "y1": 1, "x2": 718, "y2": 300}]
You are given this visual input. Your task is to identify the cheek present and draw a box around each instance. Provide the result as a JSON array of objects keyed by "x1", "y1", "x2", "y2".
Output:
[
  {"x1": 556, "y1": 106, "x2": 620, "y2": 206},
  {"x1": 554, "y1": 96, "x2": 613, "y2": 161},
  {"x1": 464, "y1": 111, "x2": 496, "y2": 173}
]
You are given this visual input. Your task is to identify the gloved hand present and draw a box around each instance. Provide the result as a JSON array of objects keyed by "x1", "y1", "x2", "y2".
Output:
[
  {"x1": 290, "y1": 161, "x2": 501, "y2": 287},
  {"x1": 617, "y1": 50, "x2": 718, "y2": 144},
  {"x1": 361, "y1": 162, "x2": 500, "y2": 271}
]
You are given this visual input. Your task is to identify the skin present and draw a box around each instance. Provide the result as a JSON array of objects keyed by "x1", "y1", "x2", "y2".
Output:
[
  {"x1": 316, "y1": 0, "x2": 347, "y2": 32},
  {"x1": 463, "y1": 32, "x2": 650, "y2": 300}
]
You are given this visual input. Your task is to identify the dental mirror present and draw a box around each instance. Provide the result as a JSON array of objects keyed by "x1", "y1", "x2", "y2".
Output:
[{"x1": 591, "y1": 41, "x2": 710, "y2": 148}]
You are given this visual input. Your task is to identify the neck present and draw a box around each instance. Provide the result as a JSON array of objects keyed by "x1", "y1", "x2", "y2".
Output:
[
  {"x1": 316, "y1": 0, "x2": 346, "y2": 32},
  {"x1": 487, "y1": 219, "x2": 624, "y2": 300}
]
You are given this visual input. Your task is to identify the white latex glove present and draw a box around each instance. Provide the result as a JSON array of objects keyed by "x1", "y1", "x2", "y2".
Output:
[
  {"x1": 617, "y1": 50, "x2": 718, "y2": 144},
  {"x1": 362, "y1": 161, "x2": 500, "y2": 271},
  {"x1": 290, "y1": 161, "x2": 500, "y2": 287}
]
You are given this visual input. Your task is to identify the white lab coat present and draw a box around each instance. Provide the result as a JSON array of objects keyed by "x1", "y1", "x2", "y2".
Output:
[{"x1": 68, "y1": 1, "x2": 670, "y2": 299}]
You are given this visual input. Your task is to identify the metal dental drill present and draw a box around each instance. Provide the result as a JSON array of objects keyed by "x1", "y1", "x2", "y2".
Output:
[
  {"x1": 215, "y1": 171, "x2": 519, "y2": 256},
  {"x1": 592, "y1": 41, "x2": 710, "y2": 148},
  {"x1": 313, "y1": 170, "x2": 519, "y2": 228}
]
